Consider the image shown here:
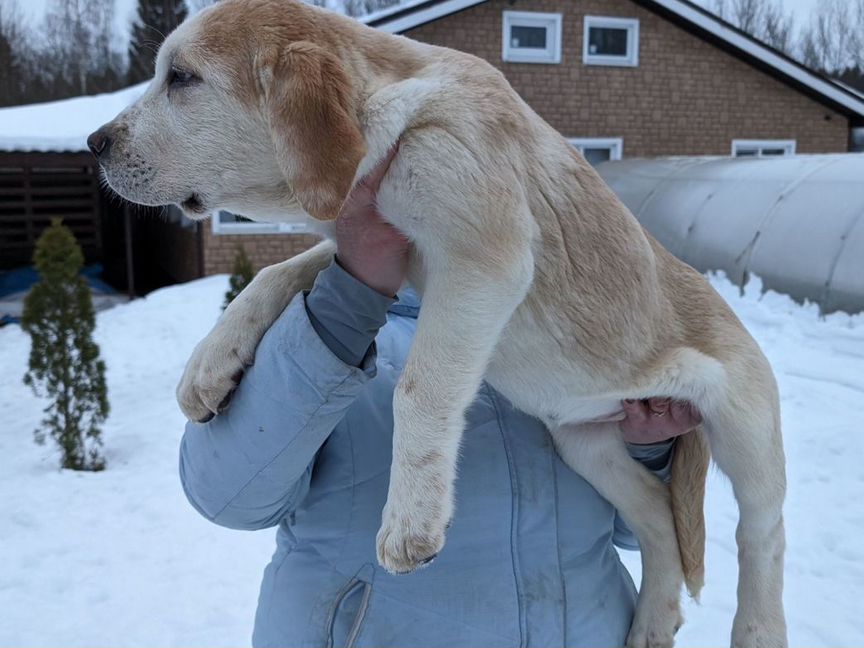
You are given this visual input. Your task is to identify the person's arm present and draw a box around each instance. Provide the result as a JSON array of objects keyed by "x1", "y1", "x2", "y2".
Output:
[
  {"x1": 179, "y1": 262, "x2": 395, "y2": 531},
  {"x1": 613, "y1": 398, "x2": 701, "y2": 549},
  {"x1": 180, "y1": 147, "x2": 408, "y2": 531}
]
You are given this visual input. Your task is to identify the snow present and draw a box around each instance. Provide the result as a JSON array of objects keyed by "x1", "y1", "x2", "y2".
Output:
[
  {"x1": 1, "y1": 273, "x2": 862, "y2": 646},
  {"x1": 0, "y1": 84, "x2": 146, "y2": 153}
]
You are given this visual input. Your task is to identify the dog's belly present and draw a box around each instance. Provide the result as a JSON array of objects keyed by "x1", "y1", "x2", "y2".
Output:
[{"x1": 485, "y1": 315, "x2": 626, "y2": 429}]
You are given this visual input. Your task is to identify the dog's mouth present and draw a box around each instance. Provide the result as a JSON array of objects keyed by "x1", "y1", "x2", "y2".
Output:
[{"x1": 181, "y1": 193, "x2": 207, "y2": 216}]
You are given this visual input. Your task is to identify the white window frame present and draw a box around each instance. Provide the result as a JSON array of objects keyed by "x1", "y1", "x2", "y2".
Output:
[
  {"x1": 211, "y1": 211, "x2": 310, "y2": 235},
  {"x1": 502, "y1": 11, "x2": 562, "y2": 64},
  {"x1": 569, "y1": 137, "x2": 624, "y2": 163},
  {"x1": 583, "y1": 16, "x2": 640, "y2": 67},
  {"x1": 731, "y1": 139, "x2": 797, "y2": 157}
]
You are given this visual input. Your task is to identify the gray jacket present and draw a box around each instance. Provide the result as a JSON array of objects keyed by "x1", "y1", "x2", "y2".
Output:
[{"x1": 180, "y1": 261, "x2": 673, "y2": 647}]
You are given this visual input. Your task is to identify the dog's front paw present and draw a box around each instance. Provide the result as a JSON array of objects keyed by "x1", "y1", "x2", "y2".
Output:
[
  {"x1": 177, "y1": 323, "x2": 258, "y2": 422},
  {"x1": 376, "y1": 504, "x2": 447, "y2": 574},
  {"x1": 626, "y1": 595, "x2": 682, "y2": 648},
  {"x1": 376, "y1": 522, "x2": 444, "y2": 575}
]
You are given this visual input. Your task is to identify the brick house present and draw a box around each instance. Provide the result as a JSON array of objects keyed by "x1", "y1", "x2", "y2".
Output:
[
  {"x1": 367, "y1": 0, "x2": 864, "y2": 160},
  {"x1": 2, "y1": 0, "x2": 863, "y2": 293}
]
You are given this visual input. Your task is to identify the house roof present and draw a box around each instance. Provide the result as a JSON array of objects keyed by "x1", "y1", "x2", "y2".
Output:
[
  {"x1": 0, "y1": 83, "x2": 146, "y2": 153},
  {"x1": 363, "y1": 0, "x2": 864, "y2": 124}
]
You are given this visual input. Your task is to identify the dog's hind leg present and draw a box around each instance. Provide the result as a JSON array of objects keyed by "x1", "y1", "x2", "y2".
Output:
[
  {"x1": 550, "y1": 422, "x2": 684, "y2": 648},
  {"x1": 704, "y1": 391, "x2": 787, "y2": 648}
]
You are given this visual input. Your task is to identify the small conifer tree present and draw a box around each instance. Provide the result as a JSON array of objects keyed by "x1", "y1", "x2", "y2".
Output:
[
  {"x1": 223, "y1": 246, "x2": 255, "y2": 310},
  {"x1": 22, "y1": 219, "x2": 109, "y2": 471}
]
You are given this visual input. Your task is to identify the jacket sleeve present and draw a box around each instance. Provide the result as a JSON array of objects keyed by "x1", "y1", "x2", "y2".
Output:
[
  {"x1": 612, "y1": 439, "x2": 676, "y2": 550},
  {"x1": 179, "y1": 261, "x2": 394, "y2": 531}
]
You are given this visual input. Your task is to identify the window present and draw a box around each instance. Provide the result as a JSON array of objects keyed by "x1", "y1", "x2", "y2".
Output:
[
  {"x1": 502, "y1": 11, "x2": 562, "y2": 64},
  {"x1": 583, "y1": 16, "x2": 639, "y2": 67},
  {"x1": 212, "y1": 211, "x2": 310, "y2": 235},
  {"x1": 731, "y1": 140, "x2": 796, "y2": 157},
  {"x1": 569, "y1": 138, "x2": 624, "y2": 166}
]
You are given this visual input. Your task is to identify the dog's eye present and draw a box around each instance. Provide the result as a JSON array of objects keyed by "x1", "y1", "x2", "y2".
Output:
[{"x1": 168, "y1": 67, "x2": 197, "y2": 89}]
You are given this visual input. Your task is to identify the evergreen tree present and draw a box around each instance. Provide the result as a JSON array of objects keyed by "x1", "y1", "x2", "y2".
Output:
[
  {"x1": 22, "y1": 220, "x2": 109, "y2": 472},
  {"x1": 128, "y1": 0, "x2": 188, "y2": 85},
  {"x1": 224, "y1": 246, "x2": 255, "y2": 310},
  {"x1": 0, "y1": 2, "x2": 25, "y2": 107}
]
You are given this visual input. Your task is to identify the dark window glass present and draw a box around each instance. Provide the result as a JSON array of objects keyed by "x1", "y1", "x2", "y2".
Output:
[
  {"x1": 511, "y1": 25, "x2": 547, "y2": 49},
  {"x1": 582, "y1": 147, "x2": 612, "y2": 166},
  {"x1": 218, "y1": 211, "x2": 254, "y2": 223},
  {"x1": 761, "y1": 148, "x2": 787, "y2": 156},
  {"x1": 588, "y1": 26, "x2": 629, "y2": 56},
  {"x1": 735, "y1": 148, "x2": 759, "y2": 157}
]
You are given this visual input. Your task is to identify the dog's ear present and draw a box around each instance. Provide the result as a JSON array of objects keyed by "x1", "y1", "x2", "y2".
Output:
[{"x1": 261, "y1": 41, "x2": 366, "y2": 221}]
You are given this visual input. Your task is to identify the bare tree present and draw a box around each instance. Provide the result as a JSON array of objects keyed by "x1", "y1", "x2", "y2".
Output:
[
  {"x1": 851, "y1": 0, "x2": 864, "y2": 71},
  {"x1": 42, "y1": 0, "x2": 121, "y2": 96},
  {"x1": 798, "y1": 0, "x2": 857, "y2": 73},
  {"x1": 343, "y1": 0, "x2": 400, "y2": 17},
  {"x1": 0, "y1": 1, "x2": 25, "y2": 106},
  {"x1": 712, "y1": 0, "x2": 795, "y2": 54},
  {"x1": 760, "y1": 1, "x2": 793, "y2": 53}
]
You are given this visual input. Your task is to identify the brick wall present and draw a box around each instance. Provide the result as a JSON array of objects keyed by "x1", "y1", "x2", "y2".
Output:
[
  {"x1": 202, "y1": 226, "x2": 321, "y2": 276},
  {"x1": 406, "y1": 0, "x2": 849, "y2": 155}
]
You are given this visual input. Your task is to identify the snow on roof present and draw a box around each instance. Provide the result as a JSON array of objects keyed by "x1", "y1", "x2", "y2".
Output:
[{"x1": 0, "y1": 83, "x2": 147, "y2": 154}]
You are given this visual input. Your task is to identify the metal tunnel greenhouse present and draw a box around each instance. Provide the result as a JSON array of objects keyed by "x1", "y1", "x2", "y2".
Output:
[{"x1": 597, "y1": 154, "x2": 864, "y2": 315}]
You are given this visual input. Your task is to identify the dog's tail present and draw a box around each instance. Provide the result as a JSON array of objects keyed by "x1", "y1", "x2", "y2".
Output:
[{"x1": 670, "y1": 426, "x2": 710, "y2": 600}]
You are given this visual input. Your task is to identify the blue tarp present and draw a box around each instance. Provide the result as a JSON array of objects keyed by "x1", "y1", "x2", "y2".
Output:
[
  {"x1": 0, "y1": 264, "x2": 118, "y2": 325},
  {"x1": 0, "y1": 264, "x2": 115, "y2": 299}
]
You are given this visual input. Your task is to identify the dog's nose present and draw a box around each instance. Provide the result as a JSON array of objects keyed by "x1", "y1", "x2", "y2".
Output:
[{"x1": 87, "y1": 129, "x2": 112, "y2": 159}]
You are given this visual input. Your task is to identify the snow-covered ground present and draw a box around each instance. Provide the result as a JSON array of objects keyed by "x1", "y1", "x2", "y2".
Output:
[{"x1": 1, "y1": 274, "x2": 862, "y2": 646}]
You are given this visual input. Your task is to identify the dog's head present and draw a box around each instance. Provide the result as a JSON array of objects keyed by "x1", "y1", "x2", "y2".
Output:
[{"x1": 88, "y1": 0, "x2": 366, "y2": 222}]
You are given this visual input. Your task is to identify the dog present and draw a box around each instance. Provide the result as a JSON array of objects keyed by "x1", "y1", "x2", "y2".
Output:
[{"x1": 89, "y1": 1, "x2": 787, "y2": 645}]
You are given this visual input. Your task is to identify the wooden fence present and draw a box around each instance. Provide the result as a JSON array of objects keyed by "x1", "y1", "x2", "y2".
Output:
[{"x1": 0, "y1": 152, "x2": 101, "y2": 268}]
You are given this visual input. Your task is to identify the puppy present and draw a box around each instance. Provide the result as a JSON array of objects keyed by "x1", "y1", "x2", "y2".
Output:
[{"x1": 89, "y1": 1, "x2": 787, "y2": 645}]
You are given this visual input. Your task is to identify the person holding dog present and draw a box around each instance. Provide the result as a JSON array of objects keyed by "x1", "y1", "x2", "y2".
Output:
[{"x1": 179, "y1": 153, "x2": 702, "y2": 647}]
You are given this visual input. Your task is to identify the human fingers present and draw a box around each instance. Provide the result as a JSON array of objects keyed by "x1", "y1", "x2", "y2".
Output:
[
  {"x1": 622, "y1": 398, "x2": 650, "y2": 426},
  {"x1": 647, "y1": 397, "x2": 672, "y2": 418}
]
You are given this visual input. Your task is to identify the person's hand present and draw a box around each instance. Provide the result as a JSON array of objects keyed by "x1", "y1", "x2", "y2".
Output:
[
  {"x1": 620, "y1": 398, "x2": 702, "y2": 444},
  {"x1": 335, "y1": 145, "x2": 409, "y2": 297}
]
